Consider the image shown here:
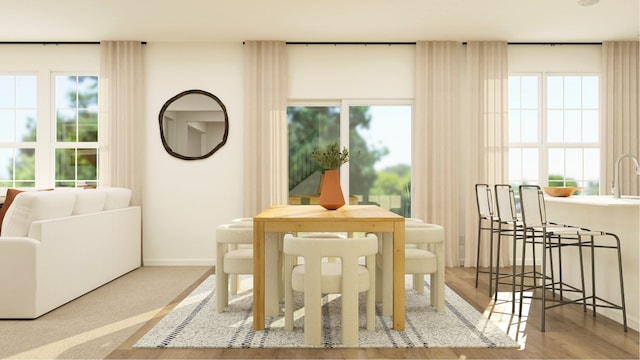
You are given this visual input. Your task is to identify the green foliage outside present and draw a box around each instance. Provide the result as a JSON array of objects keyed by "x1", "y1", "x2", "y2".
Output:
[
  {"x1": 347, "y1": 106, "x2": 390, "y2": 199},
  {"x1": 288, "y1": 105, "x2": 410, "y2": 212},
  {"x1": 310, "y1": 142, "x2": 356, "y2": 170},
  {"x1": 370, "y1": 164, "x2": 410, "y2": 196},
  {"x1": 547, "y1": 174, "x2": 599, "y2": 195}
]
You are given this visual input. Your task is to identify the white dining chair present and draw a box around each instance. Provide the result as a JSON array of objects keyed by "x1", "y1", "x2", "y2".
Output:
[
  {"x1": 376, "y1": 222, "x2": 445, "y2": 314},
  {"x1": 215, "y1": 223, "x2": 253, "y2": 312},
  {"x1": 228, "y1": 218, "x2": 253, "y2": 294},
  {"x1": 283, "y1": 233, "x2": 378, "y2": 346}
]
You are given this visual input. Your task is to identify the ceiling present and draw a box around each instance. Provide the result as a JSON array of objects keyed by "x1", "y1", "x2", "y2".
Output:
[{"x1": 2, "y1": 0, "x2": 639, "y2": 43}]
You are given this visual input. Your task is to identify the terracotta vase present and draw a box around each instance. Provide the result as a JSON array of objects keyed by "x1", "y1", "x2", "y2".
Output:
[{"x1": 318, "y1": 169, "x2": 345, "y2": 210}]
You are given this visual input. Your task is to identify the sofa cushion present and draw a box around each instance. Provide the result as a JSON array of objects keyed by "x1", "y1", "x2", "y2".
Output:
[
  {"x1": 73, "y1": 189, "x2": 107, "y2": 215},
  {"x1": 103, "y1": 188, "x2": 132, "y2": 210},
  {"x1": 1, "y1": 191, "x2": 76, "y2": 237},
  {"x1": 0, "y1": 188, "x2": 24, "y2": 234}
]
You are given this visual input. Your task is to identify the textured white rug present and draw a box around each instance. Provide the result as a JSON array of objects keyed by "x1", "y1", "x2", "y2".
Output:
[{"x1": 134, "y1": 275, "x2": 518, "y2": 349}]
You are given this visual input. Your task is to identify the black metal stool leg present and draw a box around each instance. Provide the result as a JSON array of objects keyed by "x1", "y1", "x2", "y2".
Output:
[
  {"x1": 475, "y1": 222, "x2": 482, "y2": 288},
  {"x1": 614, "y1": 233, "x2": 629, "y2": 332},
  {"x1": 577, "y1": 235, "x2": 587, "y2": 312}
]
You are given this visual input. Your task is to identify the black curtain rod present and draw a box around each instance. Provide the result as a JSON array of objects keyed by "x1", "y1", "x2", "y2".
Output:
[
  {"x1": 286, "y1": 42, "x2": 416, "y2": 45},
  {"x1": 507, "y1": 42, "x2": 601, "y2": 46},
  {"x1": 0, "y1": 41, "x2": 147, "y2": 45},
  {"x1": 285, "y1": 41, "x2": 602, "y2": 46},
  {"x1": 2, "y1": 41, "x2": 601, "y2": 46}
]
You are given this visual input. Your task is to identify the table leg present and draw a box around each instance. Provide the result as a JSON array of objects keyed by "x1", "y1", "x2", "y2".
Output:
[
  {"x1": 253, "y1": 221, "x2": 265, "y2": 330},
  {"x1": 393, "y1": 221, "x2": 405, "y2": 330},
  {"x1": 265, "y1": 232, "x2": 281, "y2": 316},
  {"x1": 380, "y1": 232, "x2": 393, "y2": 316}
]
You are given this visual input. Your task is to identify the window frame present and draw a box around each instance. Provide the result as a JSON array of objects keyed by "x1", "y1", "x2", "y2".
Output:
[{"x1": 508, "y1": 72, "x2": 600, "y2": 193}]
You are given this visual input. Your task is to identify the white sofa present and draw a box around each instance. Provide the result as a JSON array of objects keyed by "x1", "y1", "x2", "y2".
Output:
[{"x1": 0, "y1": 187, "x2": 141, "y2": 319}]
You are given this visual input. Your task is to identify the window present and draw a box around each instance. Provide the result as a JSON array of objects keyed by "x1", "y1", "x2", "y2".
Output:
[
  {"x1": 54, "y1": 75, "x2": 99, "y2": 188},
  {"x1": 508, "y1": 74, "x2": 599, "y2": 195},
  {"x1": 288, "y1": 101, "x2": 412, "y2": 216},
  {"x1": 0, "y1": 73, "x2": 99, "y2": 189},
  {"x1": 0, "y1": 75, "x2": 37, "y2": 188}
]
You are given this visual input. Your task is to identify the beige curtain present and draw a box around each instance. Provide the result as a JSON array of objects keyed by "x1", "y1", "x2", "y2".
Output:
[
  {"x1": 600, "y1": 41, "x2": 640, "y2": 196},
  {"x1": 462, "y1": 41, "x2": 509, "y2": 267},
  {"x1": 99, "y1": 41, "x2": 143, "y2": 205},
  {"x1": 413, "y1": 41, "x2": 462, "y2": 267},
  {"x1": 243, "y1": 41, "x2": 289, "y2": 216}
]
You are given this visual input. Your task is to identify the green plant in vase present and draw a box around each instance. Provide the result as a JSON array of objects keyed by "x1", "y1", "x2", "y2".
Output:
[
  {"x1": 310, "y1": 142, "x2": 354, "y2": 171},
  {"x1": 310, "y1": 142, "x2": 358, "y2": 210}
]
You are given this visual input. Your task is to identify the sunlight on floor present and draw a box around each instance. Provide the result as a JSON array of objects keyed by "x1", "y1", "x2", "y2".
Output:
[
  {"x1": 10, "y1": 308, "x2": 164, "y2": 359},
  {"x1": 483, "y1": 290, "x2": 533, "y2": 350}
]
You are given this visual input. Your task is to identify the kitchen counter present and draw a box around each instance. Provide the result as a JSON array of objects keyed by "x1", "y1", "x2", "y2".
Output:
[
  {"x1": 545, "y1": 195, "x2": 640, "y2": 206},
  {"x1": 545, "y1": 195, "x2": 639, "y2": 331}
]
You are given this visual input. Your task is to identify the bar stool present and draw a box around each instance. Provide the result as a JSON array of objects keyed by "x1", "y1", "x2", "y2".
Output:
[
  {"x1": 492, "y1": 184, "x2": 525, "y2": 310},
  {"x1": 474, "y1": 184, "x2": 501, "y2": 295},
  {"x1": 518, "y1": 185, "x2": 627, "y2": 332}
]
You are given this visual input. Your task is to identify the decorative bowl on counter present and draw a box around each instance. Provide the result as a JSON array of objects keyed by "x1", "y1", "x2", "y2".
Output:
[{"x1": 543, "y1": 186, "x2": 578, "y2": 197}]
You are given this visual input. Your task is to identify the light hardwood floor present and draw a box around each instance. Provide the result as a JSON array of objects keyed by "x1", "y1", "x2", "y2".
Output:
[{"x1": 107, "y1": 266, "x2": 639, "y2": 360}]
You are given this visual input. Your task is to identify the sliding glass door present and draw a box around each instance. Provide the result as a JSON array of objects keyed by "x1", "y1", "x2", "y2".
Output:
[{"x1": 287, "y1": 101, "x2": 412, "y2": 216}]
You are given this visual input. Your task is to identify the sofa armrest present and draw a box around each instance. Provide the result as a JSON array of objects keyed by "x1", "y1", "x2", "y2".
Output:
[{"x1": 0, "y1": 236, "x2": 38, "y2": 318}]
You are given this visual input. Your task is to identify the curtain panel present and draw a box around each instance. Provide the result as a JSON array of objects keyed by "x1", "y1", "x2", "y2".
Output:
[
  {"x1": 98, "y1": 41, "x2": 143, "y2": 205},
  {"x1": 462, "y1": 41, "x2": 509, "y2": 268},
  {"x1": 243, "y1": 41, "x2": 289, "y2": 216},
  {"x1": 600, "y1": 41, "x2": 640, "y2": 196},
  {"x1": 413, "y1": 41, "x2": 462, "y2": 267}
]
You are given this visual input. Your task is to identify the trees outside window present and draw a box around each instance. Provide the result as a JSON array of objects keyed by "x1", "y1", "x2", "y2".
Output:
[{"x1": 288, "y1": 102, "x2": 411, "y2": 216}]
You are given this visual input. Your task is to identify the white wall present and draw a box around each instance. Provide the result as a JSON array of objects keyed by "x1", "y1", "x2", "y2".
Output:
[
  {"x1": 1, "y1": 42, "x2": 602, "y2": 266},
  {"x1": 288, "y1": 44, "x2": 415, "y2": 99},
  {"x1": 509, "y1": 44, "x2": 600, "y2": 72},
  {"x1": 142, "y1": 42, "x2": 244, "y2": 265}
]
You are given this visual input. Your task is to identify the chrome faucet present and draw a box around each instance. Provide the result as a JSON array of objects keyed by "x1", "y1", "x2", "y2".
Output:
[{"x1": 612, "y1": 153, "x2": 640, "y2": 198}]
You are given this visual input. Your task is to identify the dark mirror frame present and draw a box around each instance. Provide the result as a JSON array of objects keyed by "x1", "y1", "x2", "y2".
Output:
[{"x1": 158, "y1": 89, "x2": 229, "y2": 160}]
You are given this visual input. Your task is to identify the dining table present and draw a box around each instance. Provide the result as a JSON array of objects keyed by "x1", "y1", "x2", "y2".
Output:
[{"x1": 252, "y1": 204, "x2": 406, "y2": 330}]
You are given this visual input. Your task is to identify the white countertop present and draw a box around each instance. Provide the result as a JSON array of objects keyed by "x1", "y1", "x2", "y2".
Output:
[{"x1": 544, "y1": 195, "x2": 640, "y2": 207}]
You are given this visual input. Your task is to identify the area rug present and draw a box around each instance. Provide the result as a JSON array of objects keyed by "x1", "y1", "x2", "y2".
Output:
[{"x1": 134, "y1": 275, "x2": 518, "y2": 349}]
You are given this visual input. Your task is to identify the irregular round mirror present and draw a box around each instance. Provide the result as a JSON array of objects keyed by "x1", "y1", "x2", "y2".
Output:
[{"x1": 159, "y1": 89, "x2": 229, "y2": 160}]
